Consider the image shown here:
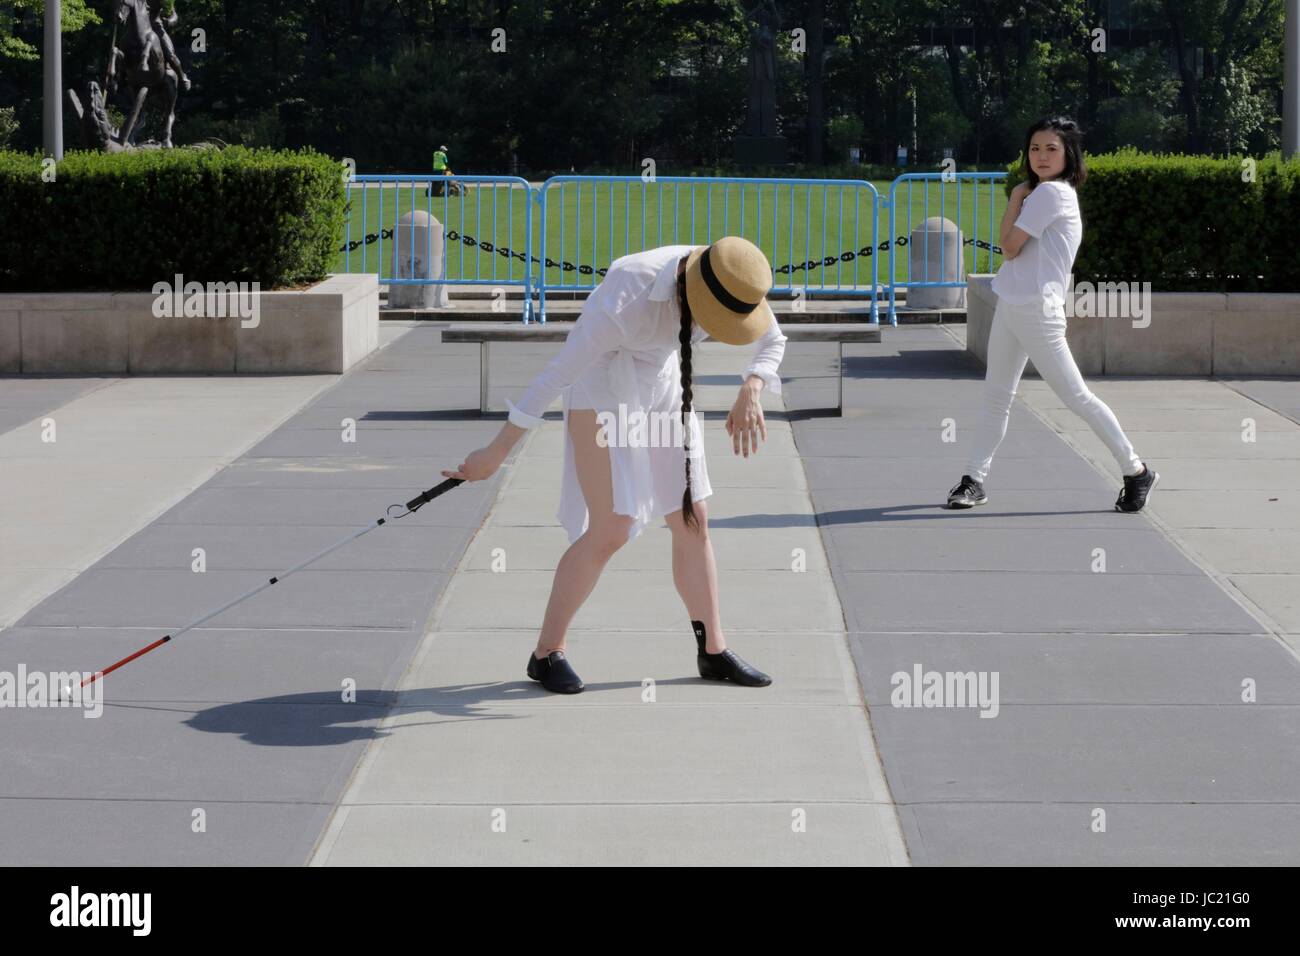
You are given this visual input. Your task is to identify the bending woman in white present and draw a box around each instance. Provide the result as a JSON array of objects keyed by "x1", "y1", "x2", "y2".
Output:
[{"x1": 444, "y1": 237, "x2": 787, "y2": 694}]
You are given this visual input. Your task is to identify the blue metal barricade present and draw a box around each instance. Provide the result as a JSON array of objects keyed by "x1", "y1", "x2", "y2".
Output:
[
  {"x1": 341, "y1": 174, "x2": 537, "y2": 320},
  {"x1": 887, "y1": 172, "x2": 1007, "y2": 323},
  {"x1": 535, "y1": 175, "x2": 885, "y2": 323},
  {"x1": 337, "y1": 171, "x2": 1007, "y2": 327}
]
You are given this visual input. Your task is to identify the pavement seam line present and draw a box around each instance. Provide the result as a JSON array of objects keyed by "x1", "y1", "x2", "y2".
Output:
[
  {"x1": 0, "y1": 375, "x2": 120, "y2": 441},
  {"x1": 303, "y1": 419, "x2": 540, "y2": 866},
  {"x1": 790, "y1": 339, "x2": 913, "y2": 865},
  {"x1": 1, "y1": 376, "x2": 358, "y2": 630},
  {"x1": 1219, "y1": 378, "x2": 1300, "y2": 428}
]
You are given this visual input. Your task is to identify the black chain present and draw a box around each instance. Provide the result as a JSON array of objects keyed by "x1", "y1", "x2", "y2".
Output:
[
  {"x1": 771, "y1": 236, "x2": 1002, "y2": 275},
  {"x1": 339, "y1": 221, "x2": 1002, "y2": 268},
  {"x1": 450, "y1": 230, "x2": 542, "y2": 268},
  {"x1": 340, "y1": 227, "x2": 393, "y2": 253}
]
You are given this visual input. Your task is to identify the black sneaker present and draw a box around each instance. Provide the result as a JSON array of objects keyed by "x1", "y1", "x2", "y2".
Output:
[
  {"x1": 526, "y1": 649, "x2": 584, "y2": 693},
  {"x1": 947, "y1": 474, "x2": 988, "y2": 509},
  {"x1": 1115, "y1": 463, "x2": 1159, "y2": 513}
]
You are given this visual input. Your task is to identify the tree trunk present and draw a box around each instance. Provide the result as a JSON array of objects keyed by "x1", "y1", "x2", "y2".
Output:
[
  {"x1": 806, "y1": 0, "x2": 825, "y2": 164},
  {"x1": 944, "y1": 29, "x2": 967, "y2": 116},
  {"x1": 1082, "y1": 7, "x2": 1099, "y2": 128},
  {"x1": 1163, "y1": 0, "x2": 1202, "y2": 150}
]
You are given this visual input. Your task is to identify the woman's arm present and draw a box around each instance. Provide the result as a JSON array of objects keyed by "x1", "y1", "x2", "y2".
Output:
[
  {"x1": 727, "y1": 311, "x2": 786, "y2": 457},
  {"x1": 442, "y1": 306, "x2": 629, "y2": 481},
  {"x1": 999, "y1": 182, "x2": 1034, "y2": 259},
  {"x1": 741, "y1": 310, "x2": 788, "y2": 395}
]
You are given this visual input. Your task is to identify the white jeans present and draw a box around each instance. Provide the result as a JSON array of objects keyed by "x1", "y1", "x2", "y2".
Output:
[{"x1": 966, "y1": 297, "x2": 1143, "y2": 483}]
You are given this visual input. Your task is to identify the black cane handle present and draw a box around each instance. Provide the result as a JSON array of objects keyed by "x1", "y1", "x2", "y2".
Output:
[{"x1": 405, "y1": 477, "x2": 464, "y2": 512}]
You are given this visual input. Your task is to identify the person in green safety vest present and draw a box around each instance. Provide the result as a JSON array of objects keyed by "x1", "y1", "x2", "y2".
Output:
[{"x1": 430, "y1": 145, "x2": 450, "y2": 196}]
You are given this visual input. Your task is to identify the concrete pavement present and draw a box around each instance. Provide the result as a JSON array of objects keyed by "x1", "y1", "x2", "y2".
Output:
[
  {"x1": 825, "y1": 324, "x2": 1300, "y2": 864},
  {"x1": 2, "y1": 317, "x2": 1299, "y2": 865},
  {"x1": 0, "y1": 323, "x2": 504, "y2": 864},
  {"x1": 0, "y1": 374, "x2": 343, "y2": 629},
  {"x1": 309, "y1": 338, "x2": 908, "y2": 865}
]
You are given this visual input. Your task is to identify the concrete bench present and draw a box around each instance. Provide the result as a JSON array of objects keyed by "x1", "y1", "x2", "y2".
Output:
[{"x1": 440, "y1": 321, "x2": 882, "y2": 416}]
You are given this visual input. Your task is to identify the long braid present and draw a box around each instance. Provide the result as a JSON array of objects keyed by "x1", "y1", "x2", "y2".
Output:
[{"x1": 677, "y1": 270, "x2": 700, "y2": 534}]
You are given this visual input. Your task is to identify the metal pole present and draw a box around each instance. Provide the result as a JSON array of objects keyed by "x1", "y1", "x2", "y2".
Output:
[
  {"x1": 1285, "y1": 0, "x2": 1299, "y2": 159},
  {"x1": 43, "y1": 0, "x2": 64, "y2": 160}
]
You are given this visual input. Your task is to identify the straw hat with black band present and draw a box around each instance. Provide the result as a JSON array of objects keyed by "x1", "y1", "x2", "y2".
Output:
[{"x1": 682, "y1": 236, "x2": 776, "y2": 346}]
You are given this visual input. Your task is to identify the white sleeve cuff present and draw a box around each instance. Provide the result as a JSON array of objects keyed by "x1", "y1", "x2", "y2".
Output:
[
  {"x1": 506, "y1": 397, "x2": 547, "y2": 429},
  {"x1": 742, "y1": 368, "x2": 783, "y2": 396}
]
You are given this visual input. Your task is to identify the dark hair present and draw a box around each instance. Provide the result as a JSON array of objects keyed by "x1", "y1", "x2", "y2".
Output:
[
  {"x1": 1021, "y1": 116, "x2": 1088, "y2": 189},
  {"x1": 677, "y1": 270, "x2": 701, "y2": 534}
]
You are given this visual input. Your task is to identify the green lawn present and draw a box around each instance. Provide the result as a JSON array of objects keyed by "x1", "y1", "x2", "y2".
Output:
[{"x1": 335, "y1": 177, "x2": 1009, "y2": 292}]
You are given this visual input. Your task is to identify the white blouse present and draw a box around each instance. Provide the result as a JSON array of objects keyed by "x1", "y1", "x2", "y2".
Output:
[
  {"x1": 505, "y1": 243, "x2": 788, "y2": 545},
  {"x1": 991, "y1": 179, "x2": 1082, "y2": 307}
]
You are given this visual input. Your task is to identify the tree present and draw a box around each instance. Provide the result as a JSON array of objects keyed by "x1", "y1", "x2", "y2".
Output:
[
  {"x1": 1160, "y1": 0, "x2": 1284, "y2": 152},
  {"x1": 1, "y1": 0, "x2": 98, "y2": 62}
]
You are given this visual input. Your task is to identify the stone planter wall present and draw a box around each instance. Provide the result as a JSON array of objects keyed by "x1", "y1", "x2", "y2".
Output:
[
  {"x1": 0, "y1": 273, "x2": 378, "y2": 374},
  {"x1": 966, "y1": 274, "x2": 1300, "y2": 376}
]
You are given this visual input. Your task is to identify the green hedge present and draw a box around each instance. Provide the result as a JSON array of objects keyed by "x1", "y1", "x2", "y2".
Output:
[
  {"x1": 1005, "y1": 148, "x2": 1300, "y2": 293},
  {"x1": 0, "y1": 146, "x2": 346, "y2": 291}
]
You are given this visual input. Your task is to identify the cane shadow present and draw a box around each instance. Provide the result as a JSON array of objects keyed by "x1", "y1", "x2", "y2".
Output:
[{"x1": 179, "y1": 678, "x2": 708, "y2": 748}]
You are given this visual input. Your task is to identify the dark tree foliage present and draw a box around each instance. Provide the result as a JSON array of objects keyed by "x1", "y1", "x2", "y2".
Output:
[{"x1": 1, "y1": 0, "x2": 1288, "y2": 170}]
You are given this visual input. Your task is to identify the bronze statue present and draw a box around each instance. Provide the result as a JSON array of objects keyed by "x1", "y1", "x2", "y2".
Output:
[
  {"x1": 66, "y1": 81, "x2": 128, "y2": 153},
  {"x1": 108, "y1": 0, "x2": 189, "y2": 147},
  {"x1": 67, "y1": 0, "x2": 189, "y2": 150}
]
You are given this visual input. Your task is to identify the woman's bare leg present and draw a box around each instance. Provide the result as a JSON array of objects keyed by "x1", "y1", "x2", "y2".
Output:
[
  {"x1": 534, "y1": 409, "x2": 634, "y2": 658},
  {"x1": 664, "y1": 500, "x2": 726, "y2": 653}
]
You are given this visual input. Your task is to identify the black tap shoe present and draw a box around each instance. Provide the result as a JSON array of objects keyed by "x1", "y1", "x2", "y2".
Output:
[{"x1": 691, "y1": 620, "x2": 772, "y2": 687}]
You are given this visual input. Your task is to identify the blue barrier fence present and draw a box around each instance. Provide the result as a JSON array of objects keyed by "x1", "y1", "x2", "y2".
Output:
[
  {"x1": 342, "y1": 174, "x2": 537, "y2": 318},
  {"x1": 338, "y1": 171, "x2": 1007, "y2": 326},
  {"x1": 537, "y1": 175, "x2": 884, "y2": 320},
  {"x1": 888, "y1": 172, "x2": 1008, "y2": 321}
]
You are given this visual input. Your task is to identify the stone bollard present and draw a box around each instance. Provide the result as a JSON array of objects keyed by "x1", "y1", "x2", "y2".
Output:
[
  {"x1": 389, "y1": 210, "x2": 451, "y2": 309},
  {"x1": 907, "y1": 216, "x2": 965, "y2": 310}
]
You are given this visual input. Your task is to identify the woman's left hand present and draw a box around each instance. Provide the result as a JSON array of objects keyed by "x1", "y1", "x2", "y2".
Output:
[{"x1": 725, "y1": 384, "x2": 767, "y2": 458}]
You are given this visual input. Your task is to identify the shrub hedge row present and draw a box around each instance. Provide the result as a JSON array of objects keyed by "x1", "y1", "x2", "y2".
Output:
[
  {"x1": 1006, "y1": 147, "x2": 1300, "y2": 293},
  {"x1": 2, "y1": 146, "x2": 1297, "y2": 293},
  {"x1": 0, "y1": 146, "x2": 345, "y2": 291}
]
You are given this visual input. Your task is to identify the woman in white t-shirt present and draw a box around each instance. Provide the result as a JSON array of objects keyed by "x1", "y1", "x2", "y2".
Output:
[{"x1": 946, "y1": 116, "x2": 1159, "y2": 513}]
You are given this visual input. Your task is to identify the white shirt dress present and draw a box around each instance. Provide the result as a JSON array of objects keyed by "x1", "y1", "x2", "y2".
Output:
[{"x1": 506, "y1": 244, "x2": 788, "y2": 545}]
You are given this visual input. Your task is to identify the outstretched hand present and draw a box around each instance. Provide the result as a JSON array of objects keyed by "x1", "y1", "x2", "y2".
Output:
[{"x1": 442, "y1": 445, "x2": 505, "y2": 482}]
